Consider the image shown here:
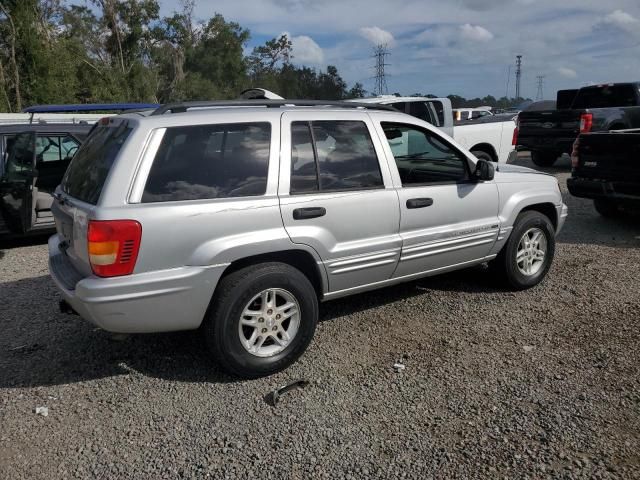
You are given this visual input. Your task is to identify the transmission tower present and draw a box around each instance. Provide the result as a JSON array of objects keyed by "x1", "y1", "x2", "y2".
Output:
[
  {"x1": 536, "y1": 75, "x2": 545, "y2": 101},
  {"x1": 515, "y1": 55, "x2": 522, "y2": 99},
  {"x1": 373, "y1": 44, "x2": 389, "y2": 96}
]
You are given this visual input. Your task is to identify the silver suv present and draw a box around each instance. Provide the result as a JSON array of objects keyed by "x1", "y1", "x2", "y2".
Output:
[{"x1": 49, "y1": 100, "x2": 568, "y2": 378}]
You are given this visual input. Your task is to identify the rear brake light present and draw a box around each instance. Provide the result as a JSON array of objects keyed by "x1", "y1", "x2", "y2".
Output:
[
  {"x1": 570, "y1": 136, "x2": 580, "y2": 169},
  {"x1": 512, "y1": 126, "x2": 518, "y2": 146},
  {"x1": 88, "y1": 220, "x2": 142, "y2": 277},
  {"x1": 579, "y1": 113, "x2": 593, "y2": 133}
]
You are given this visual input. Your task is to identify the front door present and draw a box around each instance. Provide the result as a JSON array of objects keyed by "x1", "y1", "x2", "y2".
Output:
[
  {"x1": 0, "y1": 132, "x2": 37, "y2": 233},
  {"x1": 375, "y1": 121, "x2": 500, "y2": 278},
  {"x1": 278, "y1": 112, "x2": 402, "y2": 293}
]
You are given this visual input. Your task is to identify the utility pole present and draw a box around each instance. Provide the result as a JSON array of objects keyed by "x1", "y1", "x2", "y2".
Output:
[
  {"x1": 373, "y1": 44, "x2": 389, "y2": 96},
  {"x1": 515, "y1": 55, "x2": 522, "y2": 99},
  {"x1": 536, "y1": 75, "x2": 545, "y2": 101}
]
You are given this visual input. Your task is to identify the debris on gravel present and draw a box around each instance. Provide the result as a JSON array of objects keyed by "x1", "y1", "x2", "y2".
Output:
[
  {"x1": 1, "y1": 154, "x2": 639, "y2": 479},
  {"x1": 33, "y1": 406, "x2": 48, "y2": 417}
]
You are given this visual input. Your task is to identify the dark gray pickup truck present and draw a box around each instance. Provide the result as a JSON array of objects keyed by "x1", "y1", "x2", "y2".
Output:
[
  {"x1": 517, "y1": 82, "x2": 640, "y2": 167},
  {"x1": 567, "y1": 129, "x2": 640, "y2": 216}
]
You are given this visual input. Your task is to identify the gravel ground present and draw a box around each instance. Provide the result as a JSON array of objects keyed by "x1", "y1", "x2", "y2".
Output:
[{"x1": 1, "y1": 154, "x2": 639, "y2": 479}]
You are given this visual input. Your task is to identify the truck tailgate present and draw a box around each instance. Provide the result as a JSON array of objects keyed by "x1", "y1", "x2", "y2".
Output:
[{"x1": 575, "y1": 132, "x2": 640, "y2": 183}]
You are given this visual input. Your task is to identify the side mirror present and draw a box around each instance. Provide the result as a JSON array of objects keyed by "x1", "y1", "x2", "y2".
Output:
[{"x1": 473, "y1": 159, "x2": 494, "y2": 181}]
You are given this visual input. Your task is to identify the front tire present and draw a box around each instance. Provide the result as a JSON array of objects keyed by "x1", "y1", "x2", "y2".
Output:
[
  {"x1": 203, "y1": 262, "x2": 318, "y2": 378},
  {"x1": 530, "y1": 151, "x2": 558, "y2": 167},
  {"x1": 490, "y1": 211, "x2": 556, "y2": 290}
]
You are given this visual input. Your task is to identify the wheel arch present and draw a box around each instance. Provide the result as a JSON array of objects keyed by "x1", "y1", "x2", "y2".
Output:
[
  {"x1": 470, "y1": 143, "x2": 498, "y2": 162},
  {"x1": 498, "y1": 187, "x2": 562, "y2": 234},
  {"x1": 219, "y1": 249, "x2": 327, "y2": 298},
  {"x1": 519, "y1": 202, "x2": 558, "y2": 230}
]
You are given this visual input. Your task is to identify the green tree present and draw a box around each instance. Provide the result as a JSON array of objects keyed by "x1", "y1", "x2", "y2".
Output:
[
  {"x1": 182, "y1": 14, "x2": 250, "y2": 100},
  {"x1": 346, "y1": 82, "x2": 366, "y2": 99}
]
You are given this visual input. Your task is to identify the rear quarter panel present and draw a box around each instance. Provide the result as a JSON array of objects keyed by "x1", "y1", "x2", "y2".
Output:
[
  {"x1": 94, "y1": 113, "x2": 312, "y2": 275},
  {"x1": 453, "y1": 120, "x2": 515, "y2": 162}
]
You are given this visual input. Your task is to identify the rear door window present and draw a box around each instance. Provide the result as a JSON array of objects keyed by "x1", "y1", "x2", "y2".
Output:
[
  {"x1": 409, "y1": 102, "x2": 435, "y2": 125},
  {"x1": 142, "y1": 122, "x2": 271, "y2": 202},
  {"x1": 61, "y1": 124, "x2": 132, "y2": 205},
  {"x1": 35, "y1": 136, "x2": 62, "y2": 163},
  {"x1": 290, "y1": 120, "x2": 383, "y2": 194}
]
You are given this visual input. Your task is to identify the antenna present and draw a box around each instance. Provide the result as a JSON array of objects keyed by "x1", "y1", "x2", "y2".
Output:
[
  {"x1": 536, "y1": 75, "x2": 545, "y2": 101},
  {"x1": 505, "y1": 64, "x2": 512, "y2": 99},
  {"x1": 373, "y1": 44, "x2": 390, "y2": 96},
  {"x1": 515, "y1": 55, "x2": 522, "y2": 99}
]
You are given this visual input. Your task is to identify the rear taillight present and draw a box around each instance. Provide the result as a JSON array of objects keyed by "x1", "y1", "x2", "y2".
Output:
[
  {"x1": 570, "y1": 136, "x2": 580, "y2": 169},
  {"x1": 512, "y1": 126, "x2": 518, "y2": 146},
  {"x1": 88, "y1": 220, "x2": 142, "y2": 277},
  {"x1": 579, "y1": 113, "x2": 593, "y2": 133}
]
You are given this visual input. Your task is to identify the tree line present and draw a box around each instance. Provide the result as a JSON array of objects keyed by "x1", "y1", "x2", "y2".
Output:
[{"x1": 0, "y1": 0, "x2": 529, "y2": 112}]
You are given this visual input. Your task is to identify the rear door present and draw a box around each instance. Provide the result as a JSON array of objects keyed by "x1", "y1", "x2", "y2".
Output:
[
  {"x1": 278, "y1": 111, "x2": 401, "y2": 293},
  {"x1": 0, "y1": 131, "x2": 37, "y2": 233},
  {"x1": 374, "y1": 121, "x2": 499, "y2": 278}
]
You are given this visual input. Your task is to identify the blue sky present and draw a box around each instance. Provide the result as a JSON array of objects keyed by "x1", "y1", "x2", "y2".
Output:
[{"x1": 159, "y1": 0, "x2": 640, "y2": 99}]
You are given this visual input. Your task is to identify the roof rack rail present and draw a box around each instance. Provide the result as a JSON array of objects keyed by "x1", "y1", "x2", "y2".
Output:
[{"x1": 150, "y1": 99, "x2": 397, "y2": 116}]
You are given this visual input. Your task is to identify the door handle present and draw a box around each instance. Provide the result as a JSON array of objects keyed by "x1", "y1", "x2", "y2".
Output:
[
  {"x1": 406, "y1": 198, "x2": 433, "y2": 209},
  {"x1": 293, "y1": 207, "x2": 326, "y2": 220}
]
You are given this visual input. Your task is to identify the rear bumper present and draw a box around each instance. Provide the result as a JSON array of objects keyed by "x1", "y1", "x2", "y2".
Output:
[
  {"x1": 48, "y1": 235, "x2": 228, "y2": 333},
  {"x1": 567, "y1": 177, "x2": 640, "y2": 203},
  {"x1": 518, "y1": 137, "x2": 575, "y2": 154}
]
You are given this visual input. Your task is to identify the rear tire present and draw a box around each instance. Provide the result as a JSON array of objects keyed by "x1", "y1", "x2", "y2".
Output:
[
  {"x1": 203, "y1": 262, "x2": 318, "y2": 378},
  {"x1": 490, "y1": 211, "x2": 555, "y2": 290},
  {"x1": 471, "y1": 150, "x2": 494, "y2": 163},
  {"x1": 530, "y1": 151, "x2": 558, "y2": 167},
  {"x1": 594, "y1": 198, "x2": 622, "y2": 218}
]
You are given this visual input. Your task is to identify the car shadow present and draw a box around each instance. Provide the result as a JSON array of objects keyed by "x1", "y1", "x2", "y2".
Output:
[
  {"x1": 0, "y1": 232, "x2": 50, "y2": 250},
  {"x1": 1, "y1": 267, "x2": 505, "y2": 389}
]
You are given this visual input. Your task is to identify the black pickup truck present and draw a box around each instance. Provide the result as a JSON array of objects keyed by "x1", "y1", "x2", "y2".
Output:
[
  {"x1": 517, "y1": 82, "x2": 640, "y2": 167},
  {"x1": 567, "y1": 129, "x2": 640, "y2": 217}
]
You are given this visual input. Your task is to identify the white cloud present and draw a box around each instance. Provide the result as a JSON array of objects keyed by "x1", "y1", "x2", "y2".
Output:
[
  {"x1": 459, "y1": 23, "x2": 494, "y2": 42},
  {"x1": 595, "y1": 9, "x2": 640, "y2": 38},
  {"x1": 557, "y1": 67, "x2": 577, "y2": 78},
  {"x1": 602, "y1": 9, "x2": 639, "y2": 28},
  {"x1": 290, "y1": 35, "x2": 324, "y2": 64},
  {"x1": 359, "y1": 26, "x2": 395, "y2": 46}
]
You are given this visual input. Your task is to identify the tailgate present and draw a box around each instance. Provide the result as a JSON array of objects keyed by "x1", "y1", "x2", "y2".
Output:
[
  {"x1": 518, "y1": 110, "x2": 582, "y2": 138},
  {"x1": 51, "y1": 120, "x2": 133, "y2": 277},
  {"x1": 575, "y1": 132, "x2": 640, "y2": 183},
  {"x1": 52, "y1": 191, "x2": 94, "y2": 277}
]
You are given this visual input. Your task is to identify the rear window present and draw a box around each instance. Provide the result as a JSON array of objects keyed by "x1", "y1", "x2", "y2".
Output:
[
  {"x1": 142, "y1": 122, "x2": 271, "y2": 202},
  {"x1": 571, "y1": 85, "x2": 638, "y2": 109},
  {"x1": 61, "y1": 124, "x2": 132, "y2": 204}
]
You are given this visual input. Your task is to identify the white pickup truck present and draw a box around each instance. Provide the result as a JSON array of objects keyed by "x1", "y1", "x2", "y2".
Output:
[{"x1": 349, "y1": 96, "x2": 517, "y2": 164}]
